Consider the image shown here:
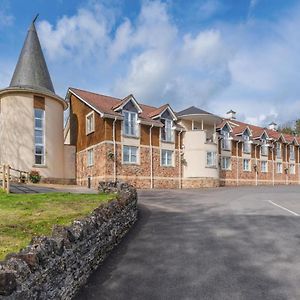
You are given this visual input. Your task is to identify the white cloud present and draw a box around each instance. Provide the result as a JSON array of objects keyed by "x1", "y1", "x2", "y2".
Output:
[
  {"x1": 0, "y1": 0, "x2": 14, "y2": 27},
  {"x1": 198, "y1": 0, "x2": 223, "y2": 20},
  {"x1": 34, "y1": 0, "x2": 300, "y2": 127}
]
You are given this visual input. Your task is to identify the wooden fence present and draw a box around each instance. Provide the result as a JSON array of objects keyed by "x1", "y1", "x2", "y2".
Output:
[{"x1": 0, "y1": 165, "x2": 29, "y2": 194}]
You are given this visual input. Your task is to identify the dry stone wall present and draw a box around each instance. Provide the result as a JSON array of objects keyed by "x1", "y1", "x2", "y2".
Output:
[{"x1": 0, "y1": 182, "x2": 138, "y2": 300}]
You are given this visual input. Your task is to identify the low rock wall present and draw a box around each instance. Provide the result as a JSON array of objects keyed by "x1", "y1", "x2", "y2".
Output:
[{"x1": 0, "y1": 182, "x2": 138, "y2": 300}]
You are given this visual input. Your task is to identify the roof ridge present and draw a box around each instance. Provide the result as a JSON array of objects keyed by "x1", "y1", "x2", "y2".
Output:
[{"x1": 70, "y1": 87, "x2": 122, "y2": 101}]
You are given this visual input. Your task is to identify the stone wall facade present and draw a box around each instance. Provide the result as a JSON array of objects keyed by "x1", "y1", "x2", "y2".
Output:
[
  {"x1": 76, "y1": 142, "x2": 183, "y2": 189},
  {"x1": 0, "y1": 182, "x2": 138, "y2": 300},
  {"x1": 220, "y1": 156, "x2": 300, "y2": 186}
]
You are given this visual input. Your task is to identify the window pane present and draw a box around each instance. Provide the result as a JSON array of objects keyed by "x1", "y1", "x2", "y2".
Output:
[
  {"x1": 35, "y1": 109, "x2": 44, "y2": 119},
  {"x1": 35, "y1": 155, "x2": 43, "y2": 165},
  {"x1": 123, "y1": 146, "x2": 130, "y2": 162}
]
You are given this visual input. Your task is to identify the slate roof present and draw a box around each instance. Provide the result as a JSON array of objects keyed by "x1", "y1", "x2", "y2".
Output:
[
  {"x1": 9, "y1": 21, "x2": 55, "y2": 94},
  {"x1": 69, "y1": 88, "x2": 166, "y2": 127},
  {"x1": 217, "y1": 118, "x2": 300, "y2": 144},
  {"x1": 177, "y1": 106, "x2": 213, "y2": 116}
]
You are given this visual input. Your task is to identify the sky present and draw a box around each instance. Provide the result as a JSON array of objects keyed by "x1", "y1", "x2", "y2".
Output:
[{"x1": 0, "y1": 0, "x2": 300, "y2": 127}]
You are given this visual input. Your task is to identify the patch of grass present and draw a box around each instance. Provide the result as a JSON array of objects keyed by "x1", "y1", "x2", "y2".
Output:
[{"x1": 0, "y1": 191, "x2": 115, "y2": 260}]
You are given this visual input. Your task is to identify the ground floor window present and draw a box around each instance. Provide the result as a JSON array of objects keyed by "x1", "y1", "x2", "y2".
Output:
[
  {"x1": 87, "y1": 148, "x2": 94, "y2": 166},
  {"x1": 123, "y1": 145, "x2": 138, "y2": 164},
  {"x1": 206, "y1": 151, "x2": 217, "y2": 167},
  {"x1": 161, "y1": 149, "x2": 173, "y2": 167},
  {"x1": 290, "y1": 164, "x2": 295, "y2": 174},
  {"x1": 276, "y1": 162, "x2": 282, "y2": 173},
  {"x1": 261, "y1": 161, "x2": 268, "y2": 173},
  {"x1": 243, "y1": 159, "x2": 251, "y2": 172},
  {"x1": 221, "y1": 157, "x2": 231, "y2": 170}
]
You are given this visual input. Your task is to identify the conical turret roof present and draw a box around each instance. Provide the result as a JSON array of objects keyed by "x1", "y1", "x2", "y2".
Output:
[{"x1": 9, "y1": 19, "x2": 55, "y2": 93}]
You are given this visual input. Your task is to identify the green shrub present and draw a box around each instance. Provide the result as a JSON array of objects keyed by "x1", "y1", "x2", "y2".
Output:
[{"x1": 29, "y1": 170, "x2": 41, "y2": 183}]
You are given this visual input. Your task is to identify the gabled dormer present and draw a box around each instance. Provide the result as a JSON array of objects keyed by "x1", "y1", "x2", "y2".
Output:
[
  {"x1": 149, "y1": 105, "x2": 177, "y2": 143},
  {"x1": 260, "y1": 131, "x2": 269, "y2": 156},
  {"x1": 218, "y1": 122, "x2": 232, "y2": 151},
  {"x1": 114, "y1": 95, "x2": 142, "y2": 138}
]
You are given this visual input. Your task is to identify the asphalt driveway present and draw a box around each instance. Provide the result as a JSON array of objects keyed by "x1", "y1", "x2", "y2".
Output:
[{"x1": 75, "y1": 186, "x2": 300, "y2": 300}]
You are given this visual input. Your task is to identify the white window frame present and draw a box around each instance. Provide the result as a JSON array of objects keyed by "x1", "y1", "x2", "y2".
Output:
[
  {"x1": 206, "y1": 151, "x2": 217, "y2": 167},
  {"x1": 242, "y1": 134, "x2": 251, "y2": 154},
  {"x1": 221, "y1": 131, "x2": 231, "y2": 151},
  {"x1": 221, "y1": 157, "x2": 231, "y2": 170},
  {"x1": 261, "y1": 161, "x2": 268, "y2": 173},
  {"x1": 290, "y1": 163, "x2": 295, "y2": 175},
  {"x1": 123, "y1": 110, "x2": 138, "y2": 137},
  {"x1": 123, "y1": 145, "x2": 138, "y2": 164},
  {"x1": 86, "y1": 111, "x2": 95, "y2": 135},
  {"x1": 261, "y1": 140, "x2": 268, "y2": 156},
  {"x1": 276, "y1": 142, "x2": 282, "y2": 159},
  {"x1": 87, "y1": 148, "x2": 94, "y2": 167},
  {"x1": 161, "y1": 149, "x2": 173, "y2": 167},
  {"x1": 161, "y1": 119, "x2": 174, "y2": 142},
  {"x1": 289, "y1": 145, "x2": 295, "y2": 161},
  {"x1": 243, "y1": 159, "x2": 251, "y2": 172},
  {"x1": 276, "y1": 162, "x2": 282, "y2": 174},
  {"x1": 34, "y1": 108, "x2": 45, "y2": 166}
]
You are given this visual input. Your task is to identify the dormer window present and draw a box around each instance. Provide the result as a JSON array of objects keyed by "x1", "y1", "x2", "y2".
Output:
[
  {"x1": 242, "y1": 132, "x2": 251, "y2": 154},
  {"x1": 123, "y1": 110, "x2": 138, "y2": 137},
  {"x1": 261, "y1": 138, "x2": 268, "y2": 156},
  {"x1": 289, "y1": 145, "x2": 295, "y2": 161},
  {"x1": 221, "y1": 129, "x2": 231, "y2": 151},
  {"x1": 276, "y1": 142, "x2": 282, "y2": 159},
  {"x1": 161, "y1": 119, "x2": 174, "y2": 142}
]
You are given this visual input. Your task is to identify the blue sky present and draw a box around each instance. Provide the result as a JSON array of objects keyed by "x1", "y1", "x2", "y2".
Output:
[{"x1": 0, "y1": 0, "x2": 300, "y2": 126}]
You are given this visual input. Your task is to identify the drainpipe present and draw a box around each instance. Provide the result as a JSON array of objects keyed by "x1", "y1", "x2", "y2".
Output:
[
  {"x1": 286, "y1": 144, "x2": 288, "y2": 185},
  {"x1": 236, "y1": 141, "x2": 240, "y2": 186},
  {"x1": 255, "y1": 144, "x2": 258, "y2": 186},
  {"x1": 178, "y1": 129, "x2": 183, "y2": 189},
  {"x1": 272, "y1": 143, "x2": 275, "y2": 186},
  {"x1": 113, "y1": 117, "x2": 117, "y2": 182},
  {"x1": 298, "y1": 147, "x2": 300, "y2": 185},
  {"x1": 149, "y1": 124, "x2": 154, "y2": 189}
]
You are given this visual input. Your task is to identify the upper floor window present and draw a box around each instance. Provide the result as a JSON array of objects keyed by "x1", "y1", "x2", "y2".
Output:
[
  {"x1": 34, "y1": 109, "x2": 45, "y2": 165},
  {"x1": 123, "y1": 111, "x2": 138, "y2": 137},
  {"x1": 221, "y1": 130, "x2": 231, "y2": 151},
  {"x1": 276, "y1": 142, "x2": 281, "y2": 159},
  {"x1": 161, "y1": 119, "x2": 174, "y2": 142},
  {"x1": 86, "y1": 112, "x2": 95, "y2": 135},
  {"x1": 243, "y1": 133, "x2": 251, "y2": 154},
  {"x1": 261, "y1": 139, "x2": 268, "y2": 156},
  {"x1": 289, "y1": 145, "x2": 295, "y2": 161}
]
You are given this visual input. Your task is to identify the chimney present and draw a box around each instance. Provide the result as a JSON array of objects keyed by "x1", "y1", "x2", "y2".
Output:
[
  {"x1": 268, "y1": 122, "x2": 277, "y2": 131},
  {"x1": 226, "y1": 109, "x2": 236, "y2": 120}
]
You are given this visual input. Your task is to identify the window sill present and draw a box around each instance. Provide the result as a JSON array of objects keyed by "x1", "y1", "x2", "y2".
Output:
[
  {"x1": 161, "y1": 140, "x2": 175, "y2": 144},
  {"x1": 206, "y1": 165, "x2": 217, "y2": 169},
  {"x1": 86, "y1": 130, "x2": 95, "y2": 136},
  {"x1": 222, "y1": 148, "x2": 231, "y2": 152},
  {"x1": 122, "y1": 162, "x2": 140, "y2": 166},
  {"x1": 161, "y1": 165, "x2": 174, "y2": 168},
  {"x1": 222, "y1": 168, "x2": 231, "y2": 171},
  {"x1": 123, "y1": 134, "x2": 139, "y2": 139},
  {"x1": 33, "y1": 164, "x2": 47, "y2": 168},
  {"x1": 243, "y1": 170, "x2": 251, "y2": 172}
]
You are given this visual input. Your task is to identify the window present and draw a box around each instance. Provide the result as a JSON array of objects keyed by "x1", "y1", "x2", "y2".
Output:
[
  {"x1": 206, "y1": 151, "x2": 217, "y2": 167},
  {"x1": 221, "y1": 131, "x2": 231, "y2": 150},
  {"x1": 243, "y1": 159, "x2": 251, "y2": 171},
  {"x1": 87, "y1": 148, "x2": 94, "y2": 166},
  {"x1": 276, "y1": 143, "x2": 281, "y2": 159},
  {"x1": 243, "y1": 134, "x2": 251, "y2": 154},
  {"x1": 123, "y1": 111, "x2": 138, "y2": 137},
  {"x1": 290, "y1": 164, "x2": 295, "y2": 174},
  {"x1": 276, "y1": 162, "x2": 282, "y2": 173},
  {"x1": 261, "y1": 140, "x2": 268, "y2": 156},
  {"x1": 86, "y1": 112, "x2": 95, "y2": 135},
  {"x1": 221, "y1": 157, "x2": 231, "y2": 170},
  {"x1": 34, "y1": 109, "x2": 45, "y2": 165},
  {"x1": 261, "y1": 161, "x2": 268, "y2": 173},
  {"x1": 161, "y1": 119, "x2": 174, "y2": 142},
  {"x1": 123, "y1": 146, "x2": 138, "y2": 164},
  {"x1": 161, "y1": 149, "x2": 173, "y2": 167},
  {"x1": 289, "y1": 145, "x2": 295, "y2": 161}
]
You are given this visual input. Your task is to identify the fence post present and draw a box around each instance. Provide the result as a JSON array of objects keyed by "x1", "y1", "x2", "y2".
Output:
[{"x1": 6, "y1": 165, "x2": 10, "y2": 194}]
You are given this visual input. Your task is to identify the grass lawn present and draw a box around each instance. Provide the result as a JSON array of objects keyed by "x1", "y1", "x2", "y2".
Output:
[{"x1": 0, "y1": 190, "x2": 115, "y2": 260}]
